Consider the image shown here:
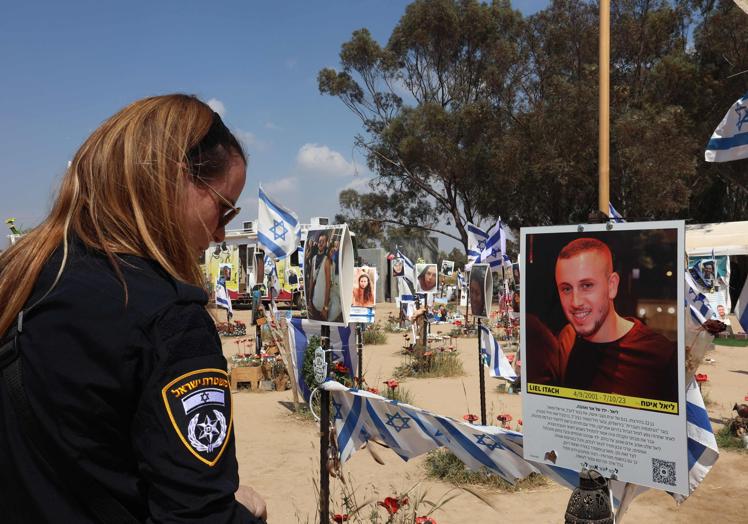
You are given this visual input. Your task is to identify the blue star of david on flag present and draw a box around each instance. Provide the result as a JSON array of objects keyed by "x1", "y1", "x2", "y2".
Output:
[
  {"x1": 332, "y1": 399, "x2": 343, "y2": 421},
  {"x1": 474, "y1": 434, "x2": 503, "y2": 451},
  {"x1": 258, "y1": 184, "x2": 300, "y2": 259},
  {"x1": 385, "y1": 412, "x2": 411, "y2": 433},
  {"x1": 735, "y1": 103, "x2": 748, "y2": 132},
  {"x1": 270, "y1": 219, "x2": 288, "y2": 241}
]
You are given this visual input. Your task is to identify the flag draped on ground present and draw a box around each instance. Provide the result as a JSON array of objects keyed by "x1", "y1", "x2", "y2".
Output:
[
  {"x1": 705, "y1": 91, "x2": 748, "y2": 162},
  {"x1": 322, "y1": 378, "x2": 719, "y2": 520},
  {"x1": 478, "y1": 325, "x2": 517, "y2": 381},
  {"x1": 215, "y1": 279, "x2": 233, "y2": 319},
  {"x1": 258, "y1": 184, "x2": 300, "y2": 259},
  {"x1": 286, "y1": 320, "x2": 356, "y2": 400}
]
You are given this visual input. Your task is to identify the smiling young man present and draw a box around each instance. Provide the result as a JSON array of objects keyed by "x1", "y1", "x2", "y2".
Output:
[{"x1": 554, "y1": 238, "x2": 678, "y2": 402}]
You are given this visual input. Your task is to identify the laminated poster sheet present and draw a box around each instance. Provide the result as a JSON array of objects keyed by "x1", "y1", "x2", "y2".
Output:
[{"x1": 520, "y1": 221, "x2": 687, "y2": 495}]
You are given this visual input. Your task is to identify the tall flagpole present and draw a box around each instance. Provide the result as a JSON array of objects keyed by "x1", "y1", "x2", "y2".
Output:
[{"x1": 598, "y1": 0, "x2": 611, "y2": 215}]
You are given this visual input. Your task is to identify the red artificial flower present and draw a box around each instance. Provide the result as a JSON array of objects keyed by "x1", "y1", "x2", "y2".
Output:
[
  {"x1": 463, "y1": 413, "x2": 479, "y2": 423},
  {"x1": 416, "y1": 517, "x2": 437, "y2": 524},
  {"x1": 384, "y1": 379, "x2": 399, "y2": 389},
  {"x1": 497, "y1": 413, "x2": 513, "y2": 423},
  {"x1": 695, "y1": 373, "x2": 708, "y2": 383},
  {"x1": 378, "y1": 496, "x2": 408, "y2": 515},
  {"x1": 518, "y1": 418, "x2": 523, "y2": 426},
  {"x1": 367, "y1": 387, "x2": 380, "y2": 395},
  {"x1": 332, "y1": 514, "x2": 349, "y2": 523},
  {"x1": 334, "y1": 362, "x2": 349, "y2": 374}
]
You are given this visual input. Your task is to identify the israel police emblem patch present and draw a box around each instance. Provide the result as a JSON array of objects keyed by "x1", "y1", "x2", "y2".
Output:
[{"x1": 161, "y1": 368, "x2": 233, "y2": 466}]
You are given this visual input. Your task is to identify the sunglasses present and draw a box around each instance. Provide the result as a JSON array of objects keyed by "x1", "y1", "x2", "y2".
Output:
[{"x1": 196, "y1": 177, "x2": 241, "y2": 228}]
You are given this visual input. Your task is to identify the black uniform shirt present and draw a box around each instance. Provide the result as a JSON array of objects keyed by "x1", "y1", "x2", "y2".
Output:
[{"x1": 0, "y1": 239, "x2": 259, "y2": 523}]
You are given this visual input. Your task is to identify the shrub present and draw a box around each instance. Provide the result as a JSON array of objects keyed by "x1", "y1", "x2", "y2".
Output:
[
  {"x1": 394, "y1": 348, "x2": 464, "y2": 379},
  {"x1": 424, "y1": 449, "x2": 547, "y2": 491},
  {"x1": 363, "y1": 322, "x2": 388, "y2": 345}
]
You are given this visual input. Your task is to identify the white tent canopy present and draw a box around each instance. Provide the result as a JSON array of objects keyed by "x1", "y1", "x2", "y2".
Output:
[{"x1": 686, "y1": 221, "x2": 748, "y2": 257}]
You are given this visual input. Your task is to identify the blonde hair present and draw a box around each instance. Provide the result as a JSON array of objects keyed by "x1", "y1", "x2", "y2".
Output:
[{"x1": 0, "y1": 94, "x2": 245, "y2": 336}]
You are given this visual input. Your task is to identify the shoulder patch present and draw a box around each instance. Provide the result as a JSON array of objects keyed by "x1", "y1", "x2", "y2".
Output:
[{"x1": 161, "y1": 368, "x2": 233, "y2": 466}]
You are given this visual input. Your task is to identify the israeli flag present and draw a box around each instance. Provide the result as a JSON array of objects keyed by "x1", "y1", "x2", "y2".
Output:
[
  {"x1": 322, "y1": 378, "x2": 720, "y2": 520},
  {"x1": 466, "y1": 223, "x2": 488, "y2": 260},
  {"x1": 608, "y1": 203, "x2": 625, "y2": 223},
  {"x1": 395, "y1": 248, "x2": 416, "y2": 296},
  {"x1": 286, "y1": 319, "x2": 356, "y2": 400},
  {"x1": 736, "y1": 276, "x2": 748, "y2": 334},
  {"x1": 456, "y1": 271, "x2": 466, "y2": 290},
  {"x1": 215, "y1": 280, "x2": 233, "y2": 319},
  {"x1": 467, "y1": 219, "x2": 505, "y2": 270},
  {"x1": 263, "y1": 254, "x2": 281, "y2": 298},
  {"x1": 298, "y1": 244, "x2": 305, "y2": 270},
  {"x1": 258, "y1": 184, "x2": 300, "y2": 260},
  {"x1": 479, "y1": 325, "x2": 517, "y2": 381},
  {"x1": 685, "y1": 272, "x2": 715, "y2": 324},
  {"x1": 705, "y1": 91, "x2": 748, "y2": 162}
]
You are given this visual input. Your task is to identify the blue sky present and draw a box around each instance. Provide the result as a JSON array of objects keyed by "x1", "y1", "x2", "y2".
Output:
[{"x1": 1, "y1": 0, "x2": 548, "y2": 248}]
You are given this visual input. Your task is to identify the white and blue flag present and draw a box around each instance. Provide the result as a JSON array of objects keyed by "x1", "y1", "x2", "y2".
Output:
[
  {"x1": 323, "y1": 376, "x2": 719, "y2": 520},
  {"x1": 286, "y1": 320, "x2": 357, "y2": 400},
  {"x1": 258, "y1": 184, "x2": 300, "y2": 260},
  {"x1": 479, "y1": 325, "x2": 517, "y2": 381},
  {"x1": 466, "y1": 223, "x2": 489, "y2": 261},
  {"x1": 215, "y1": 279, "x2": 233, "y2": 319},
  {"x1": 395, "y1": 248, "x2": 416, "y2": 296},
  {"x1": 608, "y1": 203, "x2": 624, "y2": 223},
  {"x1": 467, "y1": 219, "x2": 506, "y2": 270},
  {"x1": 705, "y1": 91, "x2": 748, "y2": 162}
]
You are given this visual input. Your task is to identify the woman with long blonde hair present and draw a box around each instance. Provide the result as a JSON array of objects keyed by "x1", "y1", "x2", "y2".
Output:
[{"x1": 0, "y1": 94, "x2": 266, "y2": 523}]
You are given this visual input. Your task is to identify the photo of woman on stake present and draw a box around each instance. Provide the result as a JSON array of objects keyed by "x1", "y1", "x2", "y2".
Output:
[{"x1": 352, "y1": 267, "x2": 375, "y2": 307}]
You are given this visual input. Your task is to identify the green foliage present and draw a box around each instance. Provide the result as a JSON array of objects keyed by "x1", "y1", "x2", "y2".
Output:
[
  {"x1": 301, "y1": 335, "x2": 322, "y2": 390},
  {"x1": 715, "y1": 421, "x2": 748, "y2": 452},
  {"x1": 383, "y1": 383, "x2": 415, "y2": 405},
  {"x1": 394, "y1": 348, "x2": 464, "y2": 379},
  {"x1": 424, "y1": 449, "x2": 548, "y2": 491},
  {"x1": 363, "y1": 322, "x2": 388, "y2": 345},
  {"x1": 324, "y1": 0, "x2": 748, "y2": 243}
]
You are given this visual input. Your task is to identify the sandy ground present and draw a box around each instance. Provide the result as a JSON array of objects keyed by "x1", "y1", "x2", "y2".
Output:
[{"x1": 218, "y1": 304, "x2": 748, "y2": 523}]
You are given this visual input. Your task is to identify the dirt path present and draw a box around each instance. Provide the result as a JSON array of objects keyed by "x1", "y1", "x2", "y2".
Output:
[{"x1": 221, "y1": 305, "x2": 748, "y2": 523}]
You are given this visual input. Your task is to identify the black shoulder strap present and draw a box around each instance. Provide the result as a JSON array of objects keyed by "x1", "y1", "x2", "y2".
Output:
[{"x1": 0, "y1": 313, "x2": 139, "y2": 524}]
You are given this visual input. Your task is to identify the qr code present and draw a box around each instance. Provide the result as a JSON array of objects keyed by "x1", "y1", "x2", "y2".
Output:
[{"x1": 652, "y1": 458, "x2": 676, "y2": 486}]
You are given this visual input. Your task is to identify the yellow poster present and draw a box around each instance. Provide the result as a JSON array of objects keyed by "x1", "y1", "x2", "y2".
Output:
[{"x1": 206, "y1": 245, "x2": 240, "y2": 293}]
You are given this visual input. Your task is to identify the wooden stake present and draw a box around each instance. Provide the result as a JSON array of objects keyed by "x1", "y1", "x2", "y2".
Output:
[
  {"x1": 478, "y1": 318, "x2": 487, "y2": 425},
  {"x1": 599, "y1": 0, "x2": 611, "y2": 215},
  {"x1": 319, "y1": 325, "x2": 331, "y2": 524}
]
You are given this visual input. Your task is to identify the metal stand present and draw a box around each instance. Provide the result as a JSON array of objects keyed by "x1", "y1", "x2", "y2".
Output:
[
  {"x1": 319, "y1": 325, "x2": 331, "y2": 524},
  {"x1": 477, "y1": 318, "x2": 486, "y2": 425},
  {"x1": 356, "y1": 323, "x2": 363, "y2": 387}
]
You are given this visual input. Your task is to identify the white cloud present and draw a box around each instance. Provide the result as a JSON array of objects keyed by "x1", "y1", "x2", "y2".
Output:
[
  {"x1": 263, "y1": 176, "x2": 298, "y2": 194},
  {"x1": 296, "y1": 143, "x2": 359, "y2": 176},
  {"x1": 264, "y1": 121, "x2": 281, "y2": 131},
  {"x1": 206, "y1": 98, "x2": 226, "y2": 117},
  {"x1": 341, "y1": 176, "x2": 373, "y2": 192},
  {"x1": 235, "y1": 129, "x2": 269, "y2": 152}
]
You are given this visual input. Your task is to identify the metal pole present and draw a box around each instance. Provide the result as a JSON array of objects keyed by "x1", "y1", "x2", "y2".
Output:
[
  {"x1": 356, "y1": 323, "x2": 363, "y2": 387},
  {"x1": 477, "y1": 318, "x2": 486, "y2": 425},
  {"x1": 598, "y1": 0, "x2": 611, "y2": 215},
  {"x1": 319, "y1": 325, "x2": 331, "y2": 524}
]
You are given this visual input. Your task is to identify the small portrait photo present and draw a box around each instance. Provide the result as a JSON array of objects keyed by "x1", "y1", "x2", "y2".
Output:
[
  {"x1": 440, "y1": 260, "x2": 455, "y2": 276},
  {"x1": 469, "y1": 264, "x2": 491, "y2": 318},
  {"x1": 304, "y1": 228, "x2": 345, "y2": 324},
  {"x1": 352, "y1": 267, "x2": 376, "y2": 307},
  {"x1": 415, "y1": 263, "x2": 438, "y2": 293},
  {"x1": 392, "y1": 257, "x2": 405, "y2": 277},
  {"x1": 219, "y1": 263, "x2": 232, "y2": 283},
  {"x1": 524, "y1": 225, "x2": 681, "y2": 404}
]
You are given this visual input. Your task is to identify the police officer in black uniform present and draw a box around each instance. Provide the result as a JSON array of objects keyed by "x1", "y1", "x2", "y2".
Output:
[{"x1": 0, "y1": 95, "x2": 266, "y2": 523}]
